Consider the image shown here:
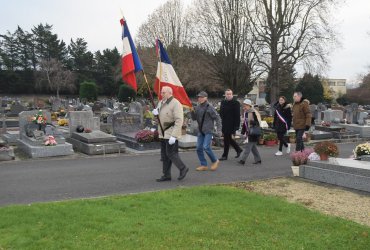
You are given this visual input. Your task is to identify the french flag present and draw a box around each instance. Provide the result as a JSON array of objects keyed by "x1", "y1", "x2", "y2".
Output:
[
  {"x1": 154, "y1": 39, "x2": 192, "y2": 108},
  {"x1": 120, "y1": 18, "x2": 143, "y2": 92}
]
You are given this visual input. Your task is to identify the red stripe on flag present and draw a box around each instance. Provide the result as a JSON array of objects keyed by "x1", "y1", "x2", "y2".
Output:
[
  {"x1": 154, "y1": 78, "x2": 192, "y2": 108},
  {"x1": 122, "y1": 54, "x2": 137, "y2": 91}
]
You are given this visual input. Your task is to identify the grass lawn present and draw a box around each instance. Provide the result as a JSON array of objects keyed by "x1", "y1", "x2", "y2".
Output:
[{"x1": 0, "y1": 186, "x2": 369, "y2": 249}]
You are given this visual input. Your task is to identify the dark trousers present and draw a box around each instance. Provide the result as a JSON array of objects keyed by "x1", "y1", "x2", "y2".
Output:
[
  {"x1": 161, "y1": 139, "x2": 186, "y2": 178},
  {"x1": 222, "y1": 133, "x2": 242, "y2": 158},
  {"x1": 295, "y1": 129, "x2": 305, "y2": 152},
  {"x1": 277, "y1": 132, "x2": 288, "y2": 151}
]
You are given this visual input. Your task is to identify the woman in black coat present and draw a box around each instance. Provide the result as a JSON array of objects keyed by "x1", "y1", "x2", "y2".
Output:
[
  {"x1": 273, "y1": 96, "x2": 292, "y2": 156},
  {"x1": 219, "y1": 89, "x2": 242, "y2": 160}
]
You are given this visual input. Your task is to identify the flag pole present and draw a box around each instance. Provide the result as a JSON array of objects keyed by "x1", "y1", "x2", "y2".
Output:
[{"x1": 119, "y1": 10, "x2": 164, "y2": 134}]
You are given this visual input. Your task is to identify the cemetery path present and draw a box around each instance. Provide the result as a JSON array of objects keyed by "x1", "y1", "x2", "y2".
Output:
[{"x1": 0, "y1": 142, "x2": 359, "y2": 207}]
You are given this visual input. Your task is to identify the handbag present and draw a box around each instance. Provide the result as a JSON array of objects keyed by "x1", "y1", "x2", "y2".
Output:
[{"x1": 249, "y1": 126, "x2": 261, "y2": 136}]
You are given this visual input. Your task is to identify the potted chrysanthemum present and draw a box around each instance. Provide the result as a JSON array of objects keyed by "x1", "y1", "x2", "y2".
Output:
[
  {"x1": 353, "y1": 142, "x2": 370, "y2": 160},
  {"x1": 314, "y1": 141, "x2": 339, "y2": 161}
]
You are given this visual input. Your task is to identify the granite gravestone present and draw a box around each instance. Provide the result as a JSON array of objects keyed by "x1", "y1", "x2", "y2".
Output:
[
  {"x1": 17, "y1": 110, "x2": 73, "y2": 158},
  {"x1": 68, "y1": 111, "x2": 100, "y2": 134},
  {"x1": 52, "y1": 98, "x2": 62, "y2": 112},
  {"x1": 67, "y1": 111, "x2": 125, "y2": 155},
  {"x1": 358, "y1": 112, "x2": 369, "y2": 125},
  {"x1": 9, "y1": 102, "x2": 27, "y2": 117},
  {"x1": 323, "y1": 110, "x2": 343, "y2": 123}
]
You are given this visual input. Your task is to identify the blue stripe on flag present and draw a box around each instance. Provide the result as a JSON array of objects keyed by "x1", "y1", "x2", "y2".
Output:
[
  {"x1": 157, "y1": 39, "x2": 172, "y2": 65},
  {"x1": 122, "y1": 21, "x2": 143, "y2": 72}
]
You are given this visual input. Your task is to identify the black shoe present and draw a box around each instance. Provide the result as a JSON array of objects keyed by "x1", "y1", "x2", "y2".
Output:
[
  {"x1": 238, "y1": 160, "x2": 245, "y2": 165},
  {"x1": 178, "y1": 167, "x2": 189, "y2": 180},
  {"x1": 235, "y1": 150, "x2": 242, "y2": 158},
  {"x1": 219, "y1": 156, "x2": 228, "y2": 161},
  {"x1": 156, "y1": 176, "x2": 171, "y2": 182},
  {"x1": 253, "y1": 160, "x2": 262, "y2": 164}
]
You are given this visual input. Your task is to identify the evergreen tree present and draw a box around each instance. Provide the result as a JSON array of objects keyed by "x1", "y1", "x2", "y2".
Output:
[
  {"x1": 295, "y1": 73, "x2": 324, "y2": 104},
  {"x1": 68, "y1": 38, "x2": 94, "y2": 71},
  {"x1": 31, "y1": 23, "x2": 68, "y2": 64},
  {"x1": 0, "y1": 30, "x2": 19, "y2": 70}
]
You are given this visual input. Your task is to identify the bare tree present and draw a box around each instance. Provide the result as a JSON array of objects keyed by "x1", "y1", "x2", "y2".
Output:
[
  {"x1": 37, "y1": 58, "x2": 76, "y2": 98},
  {"x1": 136, "y1": 0, "x2": 191, "y2": 48},
  {"x1": 190, "y1": 0, "x2": 263, "y2": 94},
  {"x1": 246, "y1": 0, "x2": 340, "y2": 103}
]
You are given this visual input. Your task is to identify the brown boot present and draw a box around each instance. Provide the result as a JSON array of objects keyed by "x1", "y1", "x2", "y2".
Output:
[
  {"x1": 210, "y1": 160, "x2": 220, "y2": 171},
  {"x1": 196, "y1": 166, "x2": 208, "y2": 171}
]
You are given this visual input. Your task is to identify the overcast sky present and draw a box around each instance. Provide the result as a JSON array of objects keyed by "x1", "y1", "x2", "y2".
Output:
[{"x1": 1, "y1": 0, "x2": 369, "y2": 85}]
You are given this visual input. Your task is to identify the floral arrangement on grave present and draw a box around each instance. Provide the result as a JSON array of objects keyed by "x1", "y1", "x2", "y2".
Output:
[
  {"x1": 84, "y1": 128, "x2": 92, "y2": 133},
  {"x1": 135, "y1": 129, "x2": 158, "y2": 143},
  {"x1": 314, "y1": 141, "x2": 339, "y2": 157},
  {"x1": 59, "y1": 108, "x2": 66, "y2": 116},
  {"x1": 263, "y1": 116, "x2": 274, "y2": 127},
  {"x1": 321, "y1": 121, "x2": 331, "y2": 127},
  {"x1": 290, "y1": 148, "x2": 314, "y2": 166},
  {"x1": 353, "y1": 142, "x2": 370, "y2": 158},
  {"x1": 44, "y1": 135, "x2": 57, "y2": 146},
  {"x1": 31, "y1": 110, "x2": 47, "y2": 125},
  {"x1": 57, "y1": 118, "x2": 69, "y2": 126}
]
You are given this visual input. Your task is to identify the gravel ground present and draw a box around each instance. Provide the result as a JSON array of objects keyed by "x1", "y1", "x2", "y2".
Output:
[{"x1": 230, "y1": 177, "x2": 370, "y2": 227}]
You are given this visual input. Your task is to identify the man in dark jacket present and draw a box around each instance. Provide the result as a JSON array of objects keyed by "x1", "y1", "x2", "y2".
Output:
[
  {"x1": 292, "y1": 91, "x2": 312, "y2": 152},
  {"x1": 219, "y1": 89, "x2": 242, "y2": 160},
  {"x1": 191, "y1": 91, "x2": 222, "y2": 171}
]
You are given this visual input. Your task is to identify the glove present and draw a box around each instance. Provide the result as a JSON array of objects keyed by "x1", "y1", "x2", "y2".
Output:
[
  {"x1": 305, "y1": 125, "x2": 310, "y2": 131},
  {"x1": 152, "y1": 108, "x2": 159, "y2": 116},
  {"x1": 168, "y1": 136, "x2": 176, "y2": 145}
]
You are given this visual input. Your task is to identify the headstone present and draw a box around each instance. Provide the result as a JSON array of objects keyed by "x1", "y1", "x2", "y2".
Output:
[
  {"x1": 128, "y1": 102, "x2": 143, "y2": 114},
  {"x1": 68, "y1": 111, "x2": 100, "y2": 134},
  {"x1": 52, "y1": 98, "x2": 62, "y2": 112},
  {"x1": 316, "y1": 103, "x2": 327, "y2": 124},
  {"x1": 9, "y1": 102, "x2": 27, "y2": 116},
  {"x1": 0, "y1": 108, "x2": 6, "y2": 134},
  {"x1": 17, "y1": 110, "x2": 73, "y2": 158},
  {"x1": 351, "y1": 103, "x2": 359, "y2": 124},
  {"x1": 358, "y1": 112, "x2": 369, "y2": 125},
  {"x1": 67, "y1": 111, "x2": 126, "y2": 155},
  {"x1": 112, "y1": 111, "x2": 143, "y2": 136},
  {"x1": 323, "y1": 109, "x2": 343, "y2": 123},
  {"x1": 365, "y1": 119, "x2": 370, "y2": 126}
]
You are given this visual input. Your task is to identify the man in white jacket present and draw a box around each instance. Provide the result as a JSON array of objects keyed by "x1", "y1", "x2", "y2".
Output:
[{"x1": 152, "y1": 86, "x2": 189, "y2": 182}]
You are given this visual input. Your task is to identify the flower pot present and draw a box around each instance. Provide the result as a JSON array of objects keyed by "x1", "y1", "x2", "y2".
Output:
[
  {"x1": 264, "y1": 140, "x2": 276, "y2": 146},
  {"x1": 291, "y1": 166, "x2": 300, "y2": 176},
  {"x1": 258, "y1": 138, "x2": 265, "y2": 145},
  {"x1": 319, "y1": 154, "x2": 329, "y2": 161}
]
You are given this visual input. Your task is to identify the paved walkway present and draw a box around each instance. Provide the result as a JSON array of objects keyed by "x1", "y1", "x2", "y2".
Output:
[{"x1": 0, "y1": 142, "x2": 358, "y2": 207}]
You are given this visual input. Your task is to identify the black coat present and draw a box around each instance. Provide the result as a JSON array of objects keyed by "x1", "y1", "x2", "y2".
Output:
[
  {"x1": 273, "y1": 102, "x2": 292, "y2": 133},
  {"x1": 220, "y1": 99, "x2": 241, "y2": 134}
]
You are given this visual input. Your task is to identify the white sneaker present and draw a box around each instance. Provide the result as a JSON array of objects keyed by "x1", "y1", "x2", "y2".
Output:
[
  {"x1": 275, "y1": 151, "x2": 283, "y2": 156},
  {"x1": 286, "y1": 144, "x2": 291, "y2": 154}
]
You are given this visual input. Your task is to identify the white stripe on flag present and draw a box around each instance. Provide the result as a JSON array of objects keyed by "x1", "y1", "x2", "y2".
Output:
[
  {"x1": 155, "y1": 62, "x2": 182, "y2": 87},
  {"x1": 122, "y1": 37, "x2": 132, "y2": 58}
]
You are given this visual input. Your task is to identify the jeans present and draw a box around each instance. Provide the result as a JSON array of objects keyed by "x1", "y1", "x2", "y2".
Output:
[
  {"x1": 196, "y1": 133, "x2": 218, "y2": 166},
  {"x1": 240, "y1": 141, "x2": 261, "y2": 162},
  {"x1": 222, "y1": 133, "x2": 242, "y2": 158},
  {"x1": 160, "y1": 139, "x2": 186, "y2": 178},
  {"x1": 295, "y1": 129, "x2": 305, "y2": 152}
]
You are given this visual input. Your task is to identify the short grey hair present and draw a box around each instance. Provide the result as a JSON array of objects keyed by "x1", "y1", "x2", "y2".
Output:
[
  {"x1": 294, "y1": 91, "x2": 302, "y2": 97},
  {"x1": 161, "y1": 86, "x2": 173, "y2": 95}
]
